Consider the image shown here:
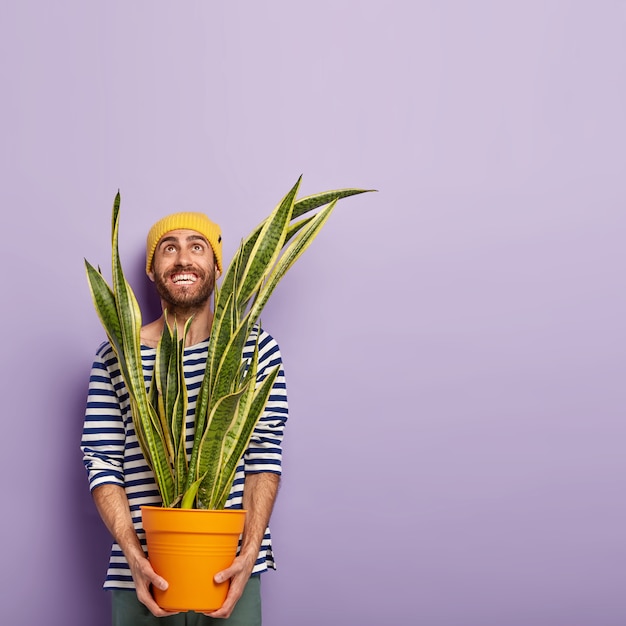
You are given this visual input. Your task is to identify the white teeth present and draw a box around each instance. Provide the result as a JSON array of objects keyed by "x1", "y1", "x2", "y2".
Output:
[{"x1": 172, "y1": 273, "x2": 197, "y2": 284}]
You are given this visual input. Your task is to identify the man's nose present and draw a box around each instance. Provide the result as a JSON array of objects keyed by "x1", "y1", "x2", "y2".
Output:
[{"x1": 175, "y1": 247, "x2": 193, "y2": 265}]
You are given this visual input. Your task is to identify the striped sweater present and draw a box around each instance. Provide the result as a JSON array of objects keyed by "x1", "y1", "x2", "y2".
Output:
[{"x1": 81, "y1": 327, "x2": 288, "y2": 590}]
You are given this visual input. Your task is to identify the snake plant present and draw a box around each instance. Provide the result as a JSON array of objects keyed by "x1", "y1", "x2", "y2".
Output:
[{"x1": 85, "y1": 177, "x2": 372, "y2": 509}]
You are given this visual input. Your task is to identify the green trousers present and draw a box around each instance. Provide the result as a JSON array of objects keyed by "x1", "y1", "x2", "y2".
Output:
[{"x1": 111, "y1": 576, "x2": 261, "y2": 626}]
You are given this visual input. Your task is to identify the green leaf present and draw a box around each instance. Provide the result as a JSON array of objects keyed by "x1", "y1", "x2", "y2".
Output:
[
  {"x1": 212, "y1": 362, "x2": 281, "y2": 510},
  {"x1": 87, "y1": 182, "x2": 374, "y2": 510},
  {"x1": 291, "y1": 187, "x2": 374, "y2": 220},
  {"x1": 195, "y1": 386, "x2": 248, "y2": 508},
  {"x1": 248, "y1": 200, "x2": 337, "y2": 326},
  {"x1": 236, "y1": 177, "x2": 301, "y2": 305}
]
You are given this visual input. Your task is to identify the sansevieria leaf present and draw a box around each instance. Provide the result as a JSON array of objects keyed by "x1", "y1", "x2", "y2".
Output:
[{"x1": 86, "y1": 180, "x2": 374, "y2": 509}]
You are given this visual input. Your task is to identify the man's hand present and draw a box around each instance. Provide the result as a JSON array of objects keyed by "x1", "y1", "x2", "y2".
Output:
[
  {"x1": 204, "y1": 473, "x2": 280, "y2": 618},
  {"x1": 92, "y1": 484, "x2": 179, "y2": 618},
  {"x1": 128, "y1": 553, "x2": 180, "y2": 618},
  {"x1": 203, "y1": 553, "x2": 255, "y2": 619}
]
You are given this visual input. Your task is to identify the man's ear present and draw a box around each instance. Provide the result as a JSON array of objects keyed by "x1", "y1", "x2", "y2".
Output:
[
  {"x1": 147, "y1": 269, "x2": 155, "y2": 283},
  {"x1": 215, "y1": 268, "x2": 222, "y2": 280}
]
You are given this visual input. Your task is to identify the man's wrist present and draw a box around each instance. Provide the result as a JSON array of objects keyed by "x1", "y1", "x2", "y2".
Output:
[{"x1": 236, "y1": 548, "x2": 258, "y2": 573}]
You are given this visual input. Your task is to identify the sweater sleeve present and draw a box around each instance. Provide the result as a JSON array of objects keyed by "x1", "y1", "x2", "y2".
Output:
[
  {"x1": 244, "y1": 330, "x2": 288, "y2": 475},
  {"x1": 80, "y1": 342, "x2": 127, "y2": 491}
]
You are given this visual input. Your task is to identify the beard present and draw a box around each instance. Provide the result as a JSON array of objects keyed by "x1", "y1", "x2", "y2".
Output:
[{"x1": 153, "y1": 265, "x2": 216, "y2": 314}]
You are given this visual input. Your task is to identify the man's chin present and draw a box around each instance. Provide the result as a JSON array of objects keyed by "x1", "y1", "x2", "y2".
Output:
[
  {"x1": 162, "y1": 289, "x2": 213, "y2": 311},
  {"x1": 166, "y1": 296, "x2": 209, "y2": 309},
  {"x1": 155, "y1": 276, "x2": 215, "y2": 311}
]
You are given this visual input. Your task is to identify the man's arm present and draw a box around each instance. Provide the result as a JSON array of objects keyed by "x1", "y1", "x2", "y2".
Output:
[
  {"x1": 239, "y1": 472, "x2": 281, "y2": 565},
  {"x1": 92, "y1": 484, "x2": 178, "y2": 618},
  {"x1": 206, "y1": 472, "x2": 280, "y2": 619}
]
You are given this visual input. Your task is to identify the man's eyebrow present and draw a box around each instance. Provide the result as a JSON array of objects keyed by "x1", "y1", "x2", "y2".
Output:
[
  {"x1": 158, "y1": 234, "x2": 209, "y2": 247},
  {"x1": 158, "y1": 235, "x2": 178, "y2": 246}
]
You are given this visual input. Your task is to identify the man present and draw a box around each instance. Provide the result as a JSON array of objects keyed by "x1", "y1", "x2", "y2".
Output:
[{"x1": 81, "y1": 212, "x2": 288, "y2": 625}]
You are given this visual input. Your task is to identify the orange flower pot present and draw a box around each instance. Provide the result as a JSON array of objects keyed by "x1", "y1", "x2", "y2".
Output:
[{"x1": 141, "y1": 506, "x2": 247, "y2": 612}]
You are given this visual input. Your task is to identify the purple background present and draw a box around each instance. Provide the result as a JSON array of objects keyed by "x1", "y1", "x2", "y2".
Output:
[{"x1": 1, "y1": 2, "x2": 625, "y2": 625}]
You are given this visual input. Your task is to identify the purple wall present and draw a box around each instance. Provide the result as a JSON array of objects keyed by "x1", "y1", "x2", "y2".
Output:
[{"x1": 1, "y1": 2, "x2": 624, "y2": 625}]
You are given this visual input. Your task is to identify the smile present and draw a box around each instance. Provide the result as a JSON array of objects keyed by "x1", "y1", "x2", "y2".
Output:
[{"x1": 171, "y1": 273, "x2": 198, "y2": 284}]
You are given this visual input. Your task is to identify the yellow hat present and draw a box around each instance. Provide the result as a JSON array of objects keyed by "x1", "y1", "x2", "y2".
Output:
[{"x1": 146, "y1": 212, "x2": 223, "y2": 273}]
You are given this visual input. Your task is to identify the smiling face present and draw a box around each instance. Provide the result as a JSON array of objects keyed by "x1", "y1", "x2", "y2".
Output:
[{"x1": 149, "y1": 229, "x2": 218, "y2": 313}]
